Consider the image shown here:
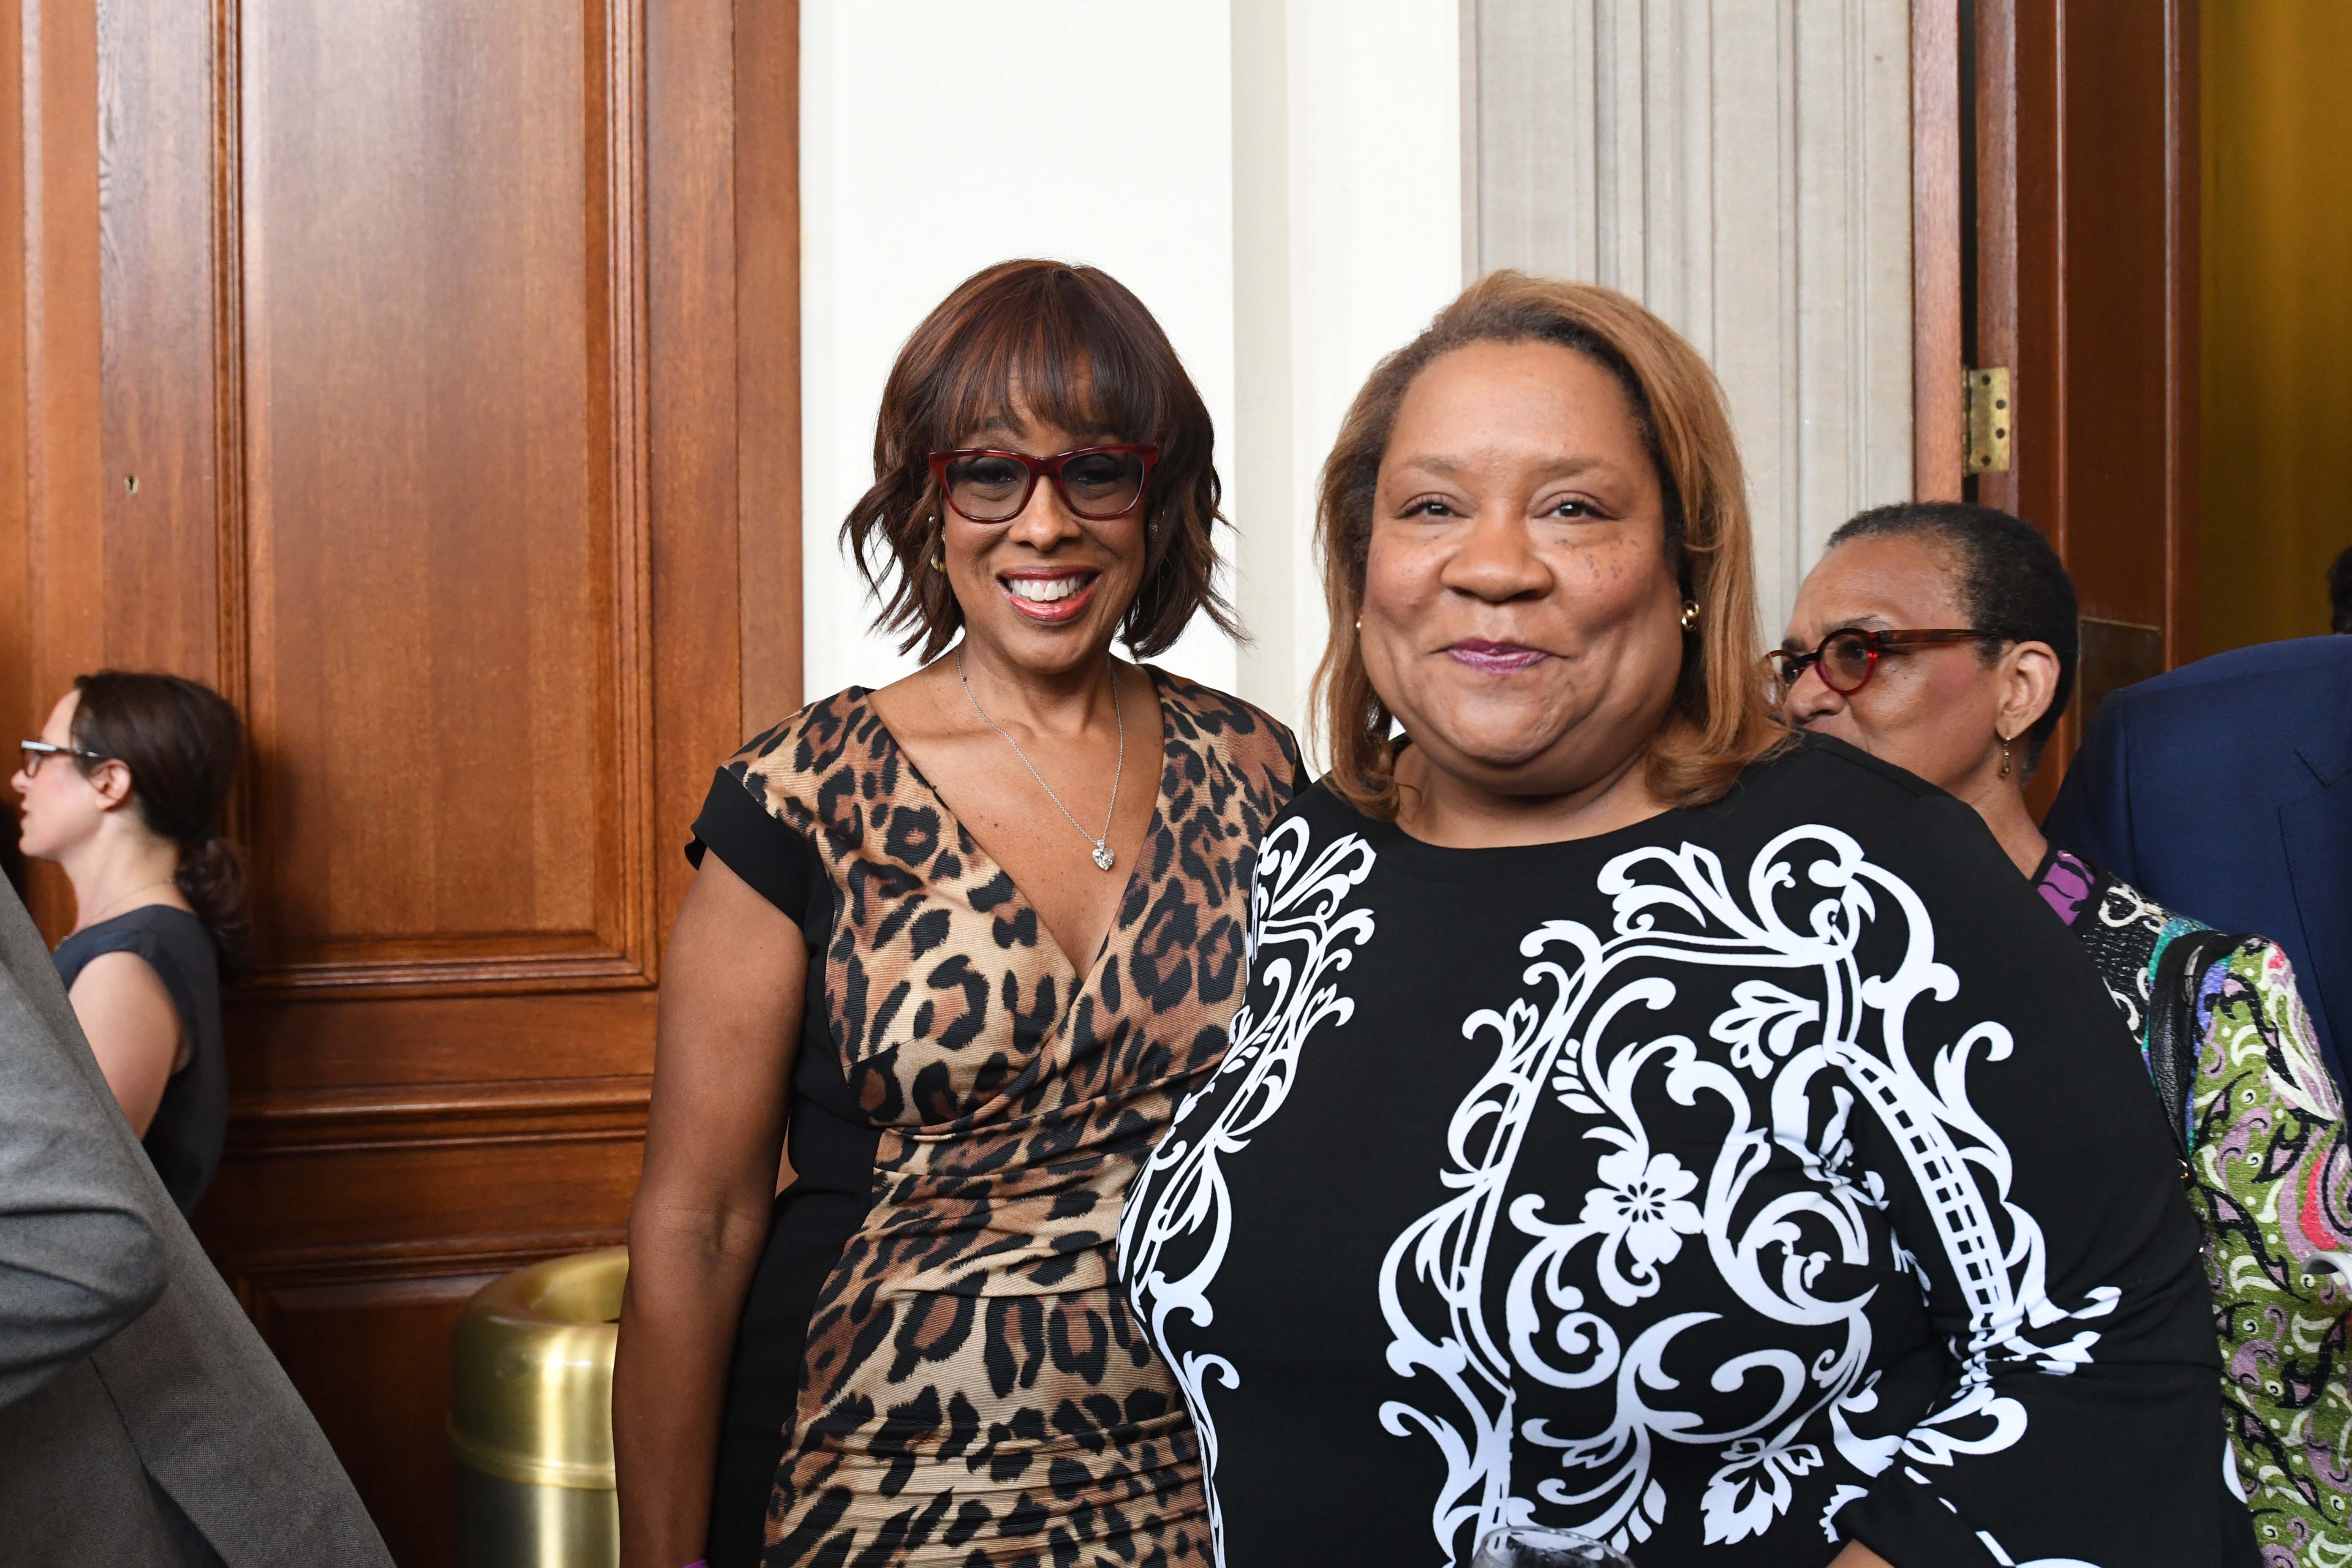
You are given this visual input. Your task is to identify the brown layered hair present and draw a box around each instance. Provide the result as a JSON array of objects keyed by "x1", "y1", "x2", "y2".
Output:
[
  {"x1": 1312, "y1": 271, "x2": 1787, "y2": 819},
  {"x1": 844, "y1": 259, "x2": 1237, "y2": 660},
  {"x1": 70, "y1": 670, "x2": 250, "y2": 976}
]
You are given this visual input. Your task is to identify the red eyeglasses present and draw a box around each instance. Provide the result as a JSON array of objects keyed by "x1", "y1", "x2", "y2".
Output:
[
  {"x1": 1767, "y1": 628, "x2": 1996, "y2": 698},
  {"x1": 927, "y1": 444, "x2": 1160, "y2": 525}
]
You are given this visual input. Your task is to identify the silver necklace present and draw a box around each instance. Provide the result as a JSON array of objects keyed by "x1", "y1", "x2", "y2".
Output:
[
  {"x1": 957, "y1": 648, "x2": 1124, "y2": 871},
  {"x1": 87, "y1": 878, "x2": 177, "y2": 925}
]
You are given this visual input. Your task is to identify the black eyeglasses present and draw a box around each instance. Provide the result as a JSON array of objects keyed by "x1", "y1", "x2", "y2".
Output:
[
  {"x1": 19, "y1": 739, "x2": 109, "y2": 777},
  {"x1": 1767, "y1": 628, "x2": 1999, "y2": 699},
  {"x1": 927, "y1": 444, "x2": 1160, "y2": 524}
]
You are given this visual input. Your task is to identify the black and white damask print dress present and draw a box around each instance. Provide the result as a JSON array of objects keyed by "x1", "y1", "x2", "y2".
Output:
[{"x1": 1119, "y1": 736, "x2": 2258, "y2": 1568}]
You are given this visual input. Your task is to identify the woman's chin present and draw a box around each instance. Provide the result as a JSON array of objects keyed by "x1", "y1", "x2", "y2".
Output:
[
  {"x1": 1397, "y1": 693, "x2": 1572, "y2": 774},
  {"x1": 968, "y1": 608, "x2": 1117, "y2": 672},
  {"x1": 1407, "y1": 725, "x2": 1574, "y2": 784}
]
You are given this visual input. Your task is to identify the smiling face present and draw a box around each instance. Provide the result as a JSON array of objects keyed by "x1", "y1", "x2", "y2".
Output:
[
  {"x1": 1359, "y1": 338, "x2": 1686, "y2": 801},
  {"x1": 1781, "y1": 532, "x2": 2016, "y2": 792},
  {"x1": 940, "y1": 399, "x2": 1151, "y2": 680}
]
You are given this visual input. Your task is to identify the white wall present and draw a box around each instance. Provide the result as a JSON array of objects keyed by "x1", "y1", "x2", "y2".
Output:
[
  {"x1": 798, "y1": 1, "x2": 1240, "y2": 705},
  {"x1": 800, "y1": 0, "x2": 1463, "y2": 751},
  {"x1": 1230, "y1": 0, "x2": 1465, "y2": 759}
]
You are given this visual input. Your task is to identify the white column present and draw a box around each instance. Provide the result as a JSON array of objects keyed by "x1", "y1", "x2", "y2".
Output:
[
  {"x1": 1466, "y1": 0, "x2": 1915, "y2": 634},
  {"x1": 1229, "y1": 0, "x2": 1465, "y2": 760}
]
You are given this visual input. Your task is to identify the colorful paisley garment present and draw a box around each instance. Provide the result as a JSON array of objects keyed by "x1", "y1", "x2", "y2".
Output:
[
  {"x1": 2039, "y1": 848, "x2": 2352, "y2": 1565},
  {"x1": 692, "y1": 669, "x2": 1299, "y2": 1567}
]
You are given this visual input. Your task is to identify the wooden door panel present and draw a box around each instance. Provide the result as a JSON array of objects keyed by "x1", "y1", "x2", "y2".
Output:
[
  {"x1": 240, "y1": 0, "x2": 652, "y2": 994},
  {"x1": 98, "y1": 0, "x2": 220, "y2": 681},
  {"x1": 9, "y1": 0, "x2": 799, "y2": 1560},
  {"x1": 226, "y1": 991, "x2": 657, "y2": 1089},
  {"x1": 207, "y1": 1127, "x2": 644, "y2": 1263},
  {"x1": 249, "y1": 1271, "x2": 512, "y2": 1568},
  {"x1": 1971, "y1": 0, "x2": 2197, "y2": 797}
]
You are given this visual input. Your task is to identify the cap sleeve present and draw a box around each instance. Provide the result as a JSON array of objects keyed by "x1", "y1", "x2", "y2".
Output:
[{"x1": 686, "y1": 767, "x2": 830, "y2": 950}]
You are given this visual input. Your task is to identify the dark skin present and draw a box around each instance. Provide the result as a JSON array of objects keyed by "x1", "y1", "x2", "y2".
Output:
[
  {"x1": 865, "y1": 405, "x2": 1162, "y2": 972},
  {"x1": 1359, "y1": 338, "x2": 1895, "y2": 1568},
  {"x1": 1782, "y1": 532, "x2": 2061, "y2": 877},
  {"x1": 1364, "y1": 338, "x2": 1685, "y2": 848},
  {"x1": 611, "y1": 399, "x2": 1160, "y2": 1568}
]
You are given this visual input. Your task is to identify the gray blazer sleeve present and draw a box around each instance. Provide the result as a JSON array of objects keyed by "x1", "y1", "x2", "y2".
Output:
[{"x1": 0, "y1": 884, "x2": 167, "y2": 1410}]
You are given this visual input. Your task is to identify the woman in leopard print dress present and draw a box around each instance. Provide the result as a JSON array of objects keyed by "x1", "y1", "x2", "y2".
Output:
[{"x1": 615, "y1": 261, "x2": 1301, "y2": 1568}]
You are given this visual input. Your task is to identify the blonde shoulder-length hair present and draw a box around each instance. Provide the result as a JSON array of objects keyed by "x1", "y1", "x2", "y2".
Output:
[{"x1": 1312, "y1": 270, "x2": 1788, "y2": 819}]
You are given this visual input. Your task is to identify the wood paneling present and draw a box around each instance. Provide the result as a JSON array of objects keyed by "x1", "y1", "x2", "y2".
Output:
[
  {"x1": 8, "y1": 2, "x2": 799, "y2": 1561},
  {"x1": 0, "y1": 0, "x2": 29, "y2": 895},
  {"x1": 238, "y1": 0, "x2": 653, "y2": 995},
  {"x1": 207, "y1": 1109, "x2": 643, "y2": 1263},
  {"x1": 1972, "y1": 0, "x2": 2198, "y2": 803},
  {"x1": 1913, "y1": 0, "x2": 1966, "y2": 503},
  {"x1": 19, "y1": 0, "x2": 106, "y2": 931},
  {"x1": 734, "y1": 0, "x2": 803, "y2": 735},
  {"x1": 98, "y1": 0, "x2": 218, "y2": 680},
  {"x1": 250, "y1": 1270, "x2": 513, "y2": 1568}
]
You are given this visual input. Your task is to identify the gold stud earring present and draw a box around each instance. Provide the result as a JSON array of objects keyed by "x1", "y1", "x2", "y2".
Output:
[
  {"x1": 1354, "y1": 615, "x2": 1363, "y2": 634},
  {"x1": 1679, "y1": 599, "x2": 1700, "y2": 632}
]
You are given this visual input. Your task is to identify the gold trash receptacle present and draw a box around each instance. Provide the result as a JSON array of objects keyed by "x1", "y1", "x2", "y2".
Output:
[{"x1": 449, "y1": 1247, "x2": 629, "y2": 1568}]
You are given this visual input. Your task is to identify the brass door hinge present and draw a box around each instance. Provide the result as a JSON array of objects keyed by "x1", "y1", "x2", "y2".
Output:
[{"x1": 1965, "y1": 367, "x2": 2012, "y2": 474}]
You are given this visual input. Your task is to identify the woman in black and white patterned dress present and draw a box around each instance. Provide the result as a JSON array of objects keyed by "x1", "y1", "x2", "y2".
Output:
[{"x1": 1117, "y1": 273, "x2": 2256, "y2": 1567}]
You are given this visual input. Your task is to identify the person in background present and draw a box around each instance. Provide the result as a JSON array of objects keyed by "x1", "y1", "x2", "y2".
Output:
[
  {"x1": 1782, "y1": 500, "x2": 2352, "y2": 1565},
  {"x1": 2041, "y1": 626, "x2": 2352, "y2": 1089},
  {"x1": 2330, "y1": 544, "x2": 2351, "y2": 634},
  {"x1": 1122, "y1": 273, "x2": 2249, "y2": 1566},
  {"x1": 614, "y1": 260, "x2": 1302, "y2": 1568},
  {"x1": 11, "y1": 671, "x2": 245, "y2": 1216}
]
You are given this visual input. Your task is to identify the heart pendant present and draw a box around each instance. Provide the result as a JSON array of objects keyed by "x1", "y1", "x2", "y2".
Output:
[{"x1": 1092, "y1": 843, "x2": 1115, "y2": 871}]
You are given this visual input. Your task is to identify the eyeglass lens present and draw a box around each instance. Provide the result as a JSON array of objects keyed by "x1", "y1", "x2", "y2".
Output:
[
  {"x1": 943, "y1": 450, "x2": 1148, "y2": 523},
  {"x1": 1817, "y1": 631, "x2": 1878, "y2": 693}
]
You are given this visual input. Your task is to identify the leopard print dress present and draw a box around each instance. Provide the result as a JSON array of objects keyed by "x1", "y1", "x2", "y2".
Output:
[{"x1": 693, "y1": 668, "x2": 1300, "y2": 1568}]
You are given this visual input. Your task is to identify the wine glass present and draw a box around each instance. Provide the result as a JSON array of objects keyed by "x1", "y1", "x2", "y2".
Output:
[{"x1": 1470, "y1": 1524, "x2": 1636, "y2": 1568}]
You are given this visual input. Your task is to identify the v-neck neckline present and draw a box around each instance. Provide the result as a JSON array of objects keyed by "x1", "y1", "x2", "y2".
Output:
[{"x1": 852, "y1": 665, "x2": 1172, "y2": 983}]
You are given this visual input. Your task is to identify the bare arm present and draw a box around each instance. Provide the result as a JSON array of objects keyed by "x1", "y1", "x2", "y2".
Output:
[
  {"x1": 1831, "y1": 1546, "x2": 1893, "y2": 1567},
  {"x1": 67, "y1": 951, "x2": 184, "y2": 1137},
  {"x1": 614, "y1": 854, "x2": 806, "y2": 1568}
]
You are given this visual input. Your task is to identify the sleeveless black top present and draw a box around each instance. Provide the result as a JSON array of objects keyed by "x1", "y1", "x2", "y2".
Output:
[{"x1": 54, "y1": 905, "x2": 227, "y2": 1214}]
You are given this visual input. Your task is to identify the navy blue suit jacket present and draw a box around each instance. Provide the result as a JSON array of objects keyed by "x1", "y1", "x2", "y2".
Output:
[{"x1": 2044, "y1": 635, "x2": 2352, "y2": 1082}]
